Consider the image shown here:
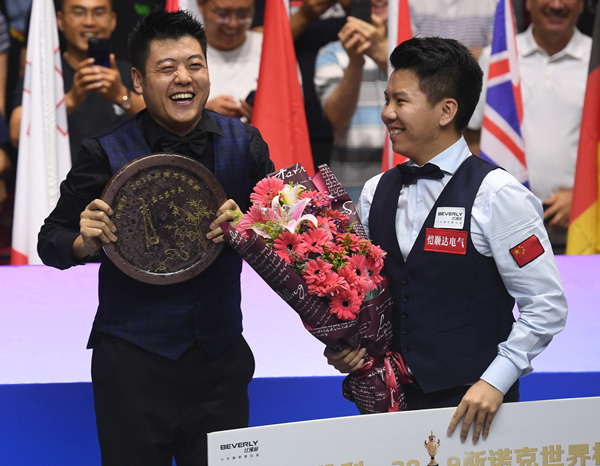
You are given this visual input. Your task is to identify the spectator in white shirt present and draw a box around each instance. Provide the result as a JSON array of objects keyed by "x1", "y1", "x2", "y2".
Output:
[{"x1": 466, "y1": 0, "x2": 590, "y2": 253}]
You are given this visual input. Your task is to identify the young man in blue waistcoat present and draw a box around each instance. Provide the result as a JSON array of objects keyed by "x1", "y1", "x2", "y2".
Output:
[
  {"x1": 37, "y1": 9, "x2": 274, "y2": 466},
  {"x1": 325, "y1": 37, "x2": 567, "y2": 443}
]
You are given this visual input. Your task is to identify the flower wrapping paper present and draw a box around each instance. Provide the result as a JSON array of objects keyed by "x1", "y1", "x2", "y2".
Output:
[{"x1": 220, "y1": 163, "x2": 408, "y2": 413}]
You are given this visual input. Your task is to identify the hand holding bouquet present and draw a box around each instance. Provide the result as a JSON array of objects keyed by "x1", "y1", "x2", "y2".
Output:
[{"x1": 220, "y1": 164, "x2": 411, "y2": 414}]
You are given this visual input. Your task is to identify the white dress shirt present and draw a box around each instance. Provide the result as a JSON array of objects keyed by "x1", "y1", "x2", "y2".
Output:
[{"x1": 357, "y1": 137, "x2": 568, "y2": 394}]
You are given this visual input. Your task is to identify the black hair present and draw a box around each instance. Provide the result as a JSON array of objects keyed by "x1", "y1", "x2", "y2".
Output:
[
  {"x1": 56, "y1": 0, "x2": 115, "y2": 12},
  {"x1": 389, "y1": 36, "x2": 483, "y2": 131},
  {"x1": 128, "y1": 8, "x2": 208, "y2": 76}
]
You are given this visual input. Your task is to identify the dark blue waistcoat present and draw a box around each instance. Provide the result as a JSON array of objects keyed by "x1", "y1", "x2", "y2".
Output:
[
  {"x1": 92, "y1": 111, "x2": 252, "y2": 360},
  {"x1": 369, "y1": 156, "x2": 515, "y2": 393}
]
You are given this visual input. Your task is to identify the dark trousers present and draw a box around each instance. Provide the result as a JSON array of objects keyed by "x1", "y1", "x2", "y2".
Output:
[
  {"x1": 91, "y1": 333, "x2": 255, "y2": 466},
  {"x1": 402, "y1": 379, "x2": 520, "y2": 411}
]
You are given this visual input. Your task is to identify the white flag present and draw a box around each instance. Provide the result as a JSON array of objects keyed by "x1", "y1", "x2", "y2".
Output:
[{"x1": 11, "y1": 0, "x2": 71, "y2": 265}]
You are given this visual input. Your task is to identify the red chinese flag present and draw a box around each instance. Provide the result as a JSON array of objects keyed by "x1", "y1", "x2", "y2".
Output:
[
  {"x1": 253, "y1": 0, "x2": 314, "y2": 175},
  {"x1": 509, "y1": 235, "x2": 544, "y2": 268}
]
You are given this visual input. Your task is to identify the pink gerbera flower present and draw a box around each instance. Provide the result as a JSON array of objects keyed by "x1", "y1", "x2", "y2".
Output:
[
  {"x1": 326, "y1": 209, "x2": 350, "y2": 231},
  {"x1": 315, "y1": 215, "x2": 338, "y2": 235},
  {"x1": 326, "y1": 240, "x2": 347, "y2": 255},
  {"x1": 238, "y1": 206, "x2": 277, "y2": 239},
  {"x1": 301, "y1": 228, "x2": 331, "y2": 254},
  {"x1": 329, "y1": 288, "x2": 362, "y2": 321},
  {"x1": 250, "y1": 177, "x2": 285, "y2": 207},
  {"x1": 308, "y1": 272, "x2": 348, "y2": 297},
  {"x1": 365, "y1": 256, "x2": 384, "y2": 287},
  {"x1": 326, "y1": 209, "x2": 349, "y2": 223},
  {"x1": 347, "y1": 254, "x2": 369, "y2": 280},
  {"x1": 337, "y1": 232, "x2": 363, "y2": 253},
  {"x1": 337, "y1": 264, "x2": 360, "y2": 287},
  {"x1": 238, "y1": 206, "x2": 268, "y2": 230},
  {"x1": 302, "y1": 258, "x2": 333, "y2": 284},
  {"x1": 366, "y1": 243, "x2": 386, "y2": 268},
  {"x1": 273, "y1": 231, "x2": 308, "y2": 264}
]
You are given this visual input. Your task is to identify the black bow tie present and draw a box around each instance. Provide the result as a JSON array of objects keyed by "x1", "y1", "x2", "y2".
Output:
[
  {"x1": 160, "y1": 130, "x2": 208, "y2": 155},
  {"x1": 396, "y1": 162, "x2": 444, "y2": 185}
]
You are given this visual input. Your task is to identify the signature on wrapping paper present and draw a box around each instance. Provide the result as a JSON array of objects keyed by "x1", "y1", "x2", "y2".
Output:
[{"x1": 277, "y1": 284, "x2": 305, "y2": 302}]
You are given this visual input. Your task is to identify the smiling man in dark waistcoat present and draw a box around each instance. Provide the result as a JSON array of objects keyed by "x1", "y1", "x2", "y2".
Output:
[
  {"x1": 37, "y1": 9, "x2": 274, "y2": 466},
  {"x1": 325, "y1": 37, "x2": 567, "y2": 443}
]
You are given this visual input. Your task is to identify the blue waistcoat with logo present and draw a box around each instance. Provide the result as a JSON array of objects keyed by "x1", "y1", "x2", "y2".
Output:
[
  {"x1": 369, "y1": 156, "x2": 515, "y2": 393},
  {"x1": 92, "y1": 111, "x2": 252, "y2": 360}
]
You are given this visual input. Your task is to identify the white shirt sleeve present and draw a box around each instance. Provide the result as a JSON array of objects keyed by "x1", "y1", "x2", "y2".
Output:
[
  {"x1": 355, "y1": 173, "x2": 383, "y2": 239},
  {"x1": 471, "y1": 170, "x2": 568, "y2": 393}
]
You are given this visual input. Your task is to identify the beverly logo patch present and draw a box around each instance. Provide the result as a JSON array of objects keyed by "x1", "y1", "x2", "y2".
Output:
[
  {"x1": 424, "y1": 228, "x2": 467, "y2": 254},
  {"x1": 434, "y1": 207, "x2": 465, "y2": 229},
  {"x1": 509, "y1": 235, "x2": 544, "y2": 267}
]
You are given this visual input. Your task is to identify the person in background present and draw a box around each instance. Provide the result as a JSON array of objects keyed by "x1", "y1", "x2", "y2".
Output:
[
  {"x1": 466, "y1": 0, "x2": 590, "y2": 253},
  {"x1": 9, "y1": 0, "x2": 145, "y2": 162},
  {"x1": 199, "y1": 0, "x2": 259, "y2": 122},
  {"x1": 314, "y1": 0, "x2": 388, "y2": 201},
  {"x1": 289, "y1": 0, "x2": 350, "y2": 168},
  {"x1": 326, "y1": 36, "x2": 566, "y2": 443}
]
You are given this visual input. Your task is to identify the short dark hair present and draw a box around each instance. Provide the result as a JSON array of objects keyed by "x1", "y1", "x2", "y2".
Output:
[
  {"x1": 390, "y1": 37, "x2": 483, "y2": 131},
  {"x1": 128, "y1": 8, "x2": 208, "y2": 76}
]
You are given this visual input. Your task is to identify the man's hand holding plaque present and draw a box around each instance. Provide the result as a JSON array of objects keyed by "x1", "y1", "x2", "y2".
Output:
[
  {"x1": 74, "y1": 199, "x2": 117, "y2": 260},
  {"x1": 206, "y1": 199, "x2": 242, "y2": 244}
]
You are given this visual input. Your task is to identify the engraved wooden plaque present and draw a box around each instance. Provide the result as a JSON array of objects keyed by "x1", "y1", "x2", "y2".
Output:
[{"x1": 101, "y1": 153, "x2": 226, "y2": 285}]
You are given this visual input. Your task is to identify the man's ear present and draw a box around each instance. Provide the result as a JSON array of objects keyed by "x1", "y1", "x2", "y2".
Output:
[
  {"x1": 438, "y1": 98, "x2": 458, "y2": 128},
  {"x1": 132, "y1": 67, "x2": 143, "y2": 95},
  {"x1": 56, "y1": 11, "x2": 65, "y2": 33}
]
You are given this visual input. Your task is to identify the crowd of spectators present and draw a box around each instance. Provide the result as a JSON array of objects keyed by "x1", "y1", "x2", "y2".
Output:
[{"x1": 0, "y1": 0, "x2": 597, "y2": 263}]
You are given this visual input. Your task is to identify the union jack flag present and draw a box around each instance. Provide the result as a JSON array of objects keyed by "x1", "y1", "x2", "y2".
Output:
[{"x1": 480, "y1": 0, "x2": 528, "y2": 187}]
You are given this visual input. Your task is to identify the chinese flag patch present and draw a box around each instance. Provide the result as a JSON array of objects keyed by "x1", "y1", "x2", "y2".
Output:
[{"x1": 509, "y1": 235, "x2": 544, "y2": 267}]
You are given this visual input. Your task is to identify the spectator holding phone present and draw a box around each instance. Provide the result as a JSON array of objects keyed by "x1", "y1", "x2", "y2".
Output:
[
  {"x1": 314, "y1": 0, "x2": 388, "y2": 200},
  {"x1": 199, "y1": 0, "x2": 260, "y2": 122},
  {"x1": 9, "y1": 0, "x2": 145, "y2": 162}
]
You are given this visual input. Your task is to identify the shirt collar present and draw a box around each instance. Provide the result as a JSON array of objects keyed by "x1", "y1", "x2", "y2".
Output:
[
  {"x1": 143, "y1": 109, "x2": 224, "y2": 152},
  {"x1": 520, "y1": 24, "x2": 588, "y2": 61},
  {"x1": 407, "y1": 136, "x2": 471, "y2": 176}
]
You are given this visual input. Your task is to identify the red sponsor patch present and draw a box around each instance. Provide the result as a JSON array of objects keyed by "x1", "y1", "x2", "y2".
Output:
[
  {"x1": 424, "y1": 228, "x2": 467, "y2": 255},
  {"x1": 509, "y1": 235, "x2": 544, "y2": 267}
]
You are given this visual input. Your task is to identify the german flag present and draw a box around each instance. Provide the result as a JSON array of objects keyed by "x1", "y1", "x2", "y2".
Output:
[{"x1": 567, "y1": 7, "x2": 600, "y2": 255}]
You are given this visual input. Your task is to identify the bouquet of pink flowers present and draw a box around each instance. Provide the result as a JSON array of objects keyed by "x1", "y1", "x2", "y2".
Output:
[
  {"x1": 236, "y1": 176, "x2": 386, "y2": 322},
  {"x1": 220, "y1": 164, "x2": 411, "y2": 414}
]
